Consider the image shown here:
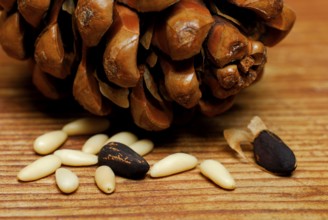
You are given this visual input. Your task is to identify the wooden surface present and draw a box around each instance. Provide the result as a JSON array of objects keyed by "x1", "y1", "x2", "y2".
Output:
[{"x1": 1, "y1": 1, "x2": 328, "y2": 219}]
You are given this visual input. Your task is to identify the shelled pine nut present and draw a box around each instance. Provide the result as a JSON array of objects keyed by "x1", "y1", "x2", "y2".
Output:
[
  {"x1": 17, "y1": 155, "x2": 62, "y2": 182},
  {"x1": 62, "y1": 117, "x2": 110, "y2": 136},
  {"x1": 199, "y1": 159, "x2": 236, "y2": 190},
  {"x1": 95, "y1": 165, "x2": 116, "y2": 194},
  {"x1": 150, "y1": 153, "x2": 198, "y2": 178},
  {"x1": 105, "y1": 131, "x2": 138, "y2": 146},
  {"x1": 82, "y1": 134, "x2": 109, "y2": 154},
  {"x1": 33, "y1": 130, "x2": 68, "y2": 155},
  {"x1": 55, "y1": 168, "x2": 79, "y2": 194},
  {"x1": 54, "y1": 149, "x2": 98, "y2": 166},
  {"x1": 128, "y1": 139, "x2": 154, "y2": 156}
]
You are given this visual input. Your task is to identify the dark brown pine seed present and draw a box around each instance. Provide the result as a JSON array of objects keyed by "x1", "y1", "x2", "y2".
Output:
[
  {"x1": 253, "y1": 130, "x2": 296, "y2": 176},
  {"x1": 98, "y1": 142, "x2": 150, "y2": 179}
]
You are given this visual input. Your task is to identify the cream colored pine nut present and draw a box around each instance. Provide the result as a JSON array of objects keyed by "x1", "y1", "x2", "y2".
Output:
[
  {"x1": 62, "y1": 117, "x2": 110, "y2": 136},
  {"x1": 55, "y1": 168, "x2": 79, "y2": 194},
  {"x1": 150, "y1": 153, "x2": 198, "y2": 178},
  {"x1": 82, "y1": 134, "x2": 109, "y2": 154},
  {"x1": 128, "y1": 139, "x2": 154, "y2": 156},
  {"x1": 54, "y1": 149, "x2": 98, "y2": 166},
  {"x1": 33, "y1": 130, "x2": 68, "y2": 155},
  {"x1": 106, "y1": 131, "x2": 138, "y2": 146},
  {"x1": 17, "y1": 155, "x2": 61, "y2": 181},
  {"x1": 199, "y1": 159, "x2": 236, "y2": 190},
  {"x1": 95, "y1": 165, "x2": 116, "y2": 194}
]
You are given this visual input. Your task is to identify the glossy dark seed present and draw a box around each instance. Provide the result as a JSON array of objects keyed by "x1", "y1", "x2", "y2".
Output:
[
  {"x1": 98, "y1": 142, "x2": 150, "y2": 179},
  {"x1": 253, "y1": 130, "x2": 296, "y2": 176}
]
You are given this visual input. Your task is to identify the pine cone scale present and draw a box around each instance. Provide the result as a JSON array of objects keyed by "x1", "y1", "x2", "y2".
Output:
[
  {"x1": 0, "y1": 12, "x2": 26, "y2": 60},
  {"x1": 0, "y1": 0, "x2": 16, "y2": 12},
  {"x1": 75, "y1": 0, "x2": 114, "y2": 47},
  {"x1": 17, "y1": 0, "x2": 51, "y2": 28},
  {"x1": 130, "y1": 68, "x2": 173, "y2": 131},
  {"x1": 73, "y1": 52, "x2": 112, "y2": 116},
  {"x1": 152, "y1": 0, "x2": 214, "y2": 61},
  {"x1": 0, "y1": 0, "x2": 296, "y2": 131},
  {"x1": 103, "y1": 3, "x2": 140, "y2": 88}
]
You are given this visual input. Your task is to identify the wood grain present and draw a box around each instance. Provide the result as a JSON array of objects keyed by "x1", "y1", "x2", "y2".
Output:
[{"x1": 1, "y1": 1, "x2": 328, "y2": 219}]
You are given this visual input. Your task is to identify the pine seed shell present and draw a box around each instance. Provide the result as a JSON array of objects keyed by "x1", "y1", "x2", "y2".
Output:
[
  {"x1": 98, "y1": 142, "x2": 150, "y2": 179},
  {"x1": 54, "y1": 149, "x2": 98, "y2": 166},
  {"x1": 150, "y1": 153, "x2": 198, "y2": 178},
  {"x1": 95, "y1": 165, "x2": 116, "y2": 194},
  {"x1": 253, "y1": 130, "x2": 297, "y2": 176},
  {"x1": 17, "y1": 155, "x2": 62, "y2": 182},
  {"x1": 55, "y1": 168, "x2": 79, "y2": 194},
  {"x1": 33, "y1": 130, "x2": 68, "y2": 155},
  {"x1": 62, "y1": 117, "x2": 110, "y2": 136},
  {"x1": 199, "y1": 159, "x2": 236, "y2": 190},
  {"x1": 82, "y1": 134, "x2": 109, "y2": 154}
]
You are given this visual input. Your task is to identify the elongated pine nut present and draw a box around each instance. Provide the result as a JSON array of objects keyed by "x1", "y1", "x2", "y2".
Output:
[
  {"x1": 199, "y1": 159, "x2": 236, "y2": 190},
  {"x1": 55, "y1": 168, "x2": 79, "y2": 194},
  {"x1": 17, "y1": 155, "x2": 61, "y2": 181},
  {"x1": 82, "y1": 134, "x2": 109, "y2": 154},
  {"x1": 129, "y1": 139, "x2": 154, "y2": 156},
  {"x1": 106, "y1": 131, "x2": 138, "y2": 146},
  {"x1": 54, "y1": 149, "x2": 98, "y2": 166},
  {"x1": 150, "y1": 153, "x2": 198, "y2": 178},
  {"x1": 95, "y1": 165, "x2": 115, "y2": 194},
  {"x1": 62, "y1": 117, "x2": 110, "y2": 136},
  {"x1": 33, "y1": 130, "x2": 68, "y2": 155}
]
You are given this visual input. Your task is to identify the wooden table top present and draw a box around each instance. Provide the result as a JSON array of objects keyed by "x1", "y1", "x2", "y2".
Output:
[{"x1": 1, "y1": 1, "x2": 327, "y2": 219}]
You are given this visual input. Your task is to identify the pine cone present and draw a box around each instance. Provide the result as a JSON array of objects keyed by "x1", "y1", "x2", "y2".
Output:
[{"x1": 0, "y1": 0, "x2": 295, "y2": 131}]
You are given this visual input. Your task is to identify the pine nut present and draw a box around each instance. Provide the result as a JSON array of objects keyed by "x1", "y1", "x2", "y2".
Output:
[
  {"x1": 247, "y1": 116, "x2": 297, "y2": 176},
  {"x1": 33, "y1": 130, "x2": 68, "y2": 155},
  {"x1": 150, "y1": 153, "x2": 198, "y2": 178},
  {"x1": 253, "y1": 130, "x2": 297, "y2": 176},
  {"x1": 17, "y1": 155, "x2": 61, "y2": 182},
  {"x1": 98, "y1": 142, "x2": 150, "y2": 179},
  {"x1": 54, "y1": 149, "x2": 98, "y2": 166},
  {"x1": 128, "y1": 139, "x2": 154, "y2": 156},
  {"x1": 82, "y1": 134, "x2": 109, "y2": 154},
  {"x1": 55, "y1": 168, "x2": 79, "y2": 194},
  {"x1": 95, "y1": 165, "x2": 115, "y2": 194},
  {"x1": 106, "y1": 131, "x2": 138, "y2": 146},
  {"x1": 62, "y1": 117, "x2": 110, "y2": 136},
  {"x1": 199, "y1": 159, "x2": 236, "y2": 190}
]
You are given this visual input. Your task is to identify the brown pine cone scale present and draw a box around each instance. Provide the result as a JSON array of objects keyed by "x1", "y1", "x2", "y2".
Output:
[{"x1": 0, "y1": 0, "x2": 296, "y2": 131}]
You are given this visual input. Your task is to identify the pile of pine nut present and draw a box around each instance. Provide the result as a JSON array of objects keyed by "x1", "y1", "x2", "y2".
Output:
[{"x1": 17, "y1": 117, "x2": 236, "y2": 194}]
